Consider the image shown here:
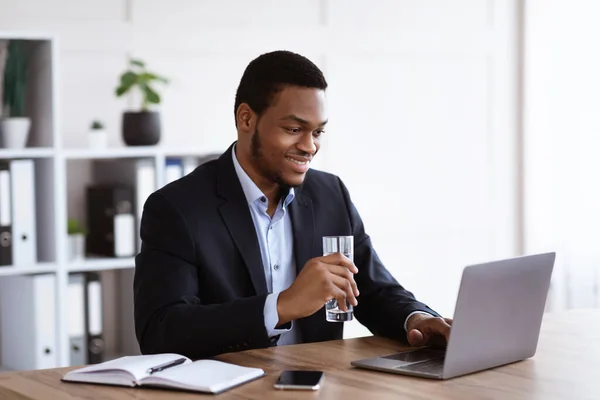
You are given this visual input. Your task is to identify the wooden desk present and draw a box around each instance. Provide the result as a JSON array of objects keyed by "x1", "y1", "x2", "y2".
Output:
[{"x1": 1, "y1": 310, "x2": 599, "y2": 399}]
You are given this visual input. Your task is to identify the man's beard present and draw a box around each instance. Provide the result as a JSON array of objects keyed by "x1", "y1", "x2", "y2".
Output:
[{"x1": 250, "y1": 128, "x2": 295, "y2": 190}]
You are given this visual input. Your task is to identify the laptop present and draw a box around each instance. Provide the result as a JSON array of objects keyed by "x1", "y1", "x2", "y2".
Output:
[{"x1": 351, "y1": 252, "x2": 556, "y2": 380}]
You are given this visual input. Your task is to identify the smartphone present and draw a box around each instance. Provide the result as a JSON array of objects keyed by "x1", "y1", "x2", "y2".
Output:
[{"x1": 273, "y1": 370, "x2": 324, "y2": 390}]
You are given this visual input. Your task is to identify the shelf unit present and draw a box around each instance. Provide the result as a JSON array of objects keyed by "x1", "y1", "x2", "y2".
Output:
[
  {"x1": 0, "y1": 32, "x2": 213, "y2": 370},
  {"x1": 0, "y1": 262, "x2": 57, "y2": 277},
  {"x1": 0, "y1": 148, "x2": 54, "y2": 159},
  {"x1": 60, "y1": 146, "x2": 209, "y2": 160},
  {"x1": 66, "y1": 257, "x2": 136, "y2": 273}
]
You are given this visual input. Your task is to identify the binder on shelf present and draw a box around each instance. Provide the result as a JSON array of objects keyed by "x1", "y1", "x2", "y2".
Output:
[
  {"x1": 197, "y1": 153, "x2": 221, "y2": 166},
  {"x1": 175, "y1": 153, "x2": 221, "y2": 176},
  {"x1": 86, "y1": 185, "x2": 135, "y2": 258},
  {"x1": 84, "y1": 272, "x2": 104, "y2": 365},
  {"x1": 164, "y1": 158, "x2": 183, "y2": 185},
  {"x1": 68, "y1": 273, "x2": 87, "y2": 366},
  {"x1": 9, "y1": 159, "x2": 37, "y2": 265},
  {"x1": 182, "y1": 157, "x2": 199, "y2": 176},
  {"x1": 92, "y1": 159, "x2": 156, "y2": 252},
  {"x1": 0, "y1": 274, "x2": 58, "y2": 370},
  {"x1": 0, "y1": 162, "x2": 12, "y2": 266}
]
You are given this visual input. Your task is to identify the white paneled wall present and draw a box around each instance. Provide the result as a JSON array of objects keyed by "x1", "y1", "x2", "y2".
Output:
[
  {"x1": 0, "y1": 0, "x2": 126, "y2": 20},
  {"x1": 0, "y1": 0, "x2": 520, "y2": 338},
  {"x1": 326, "y1": 55, "x2": 493, "y2": 316},
  {"x1": 60, "y1": 54, "x2": 129, "y2": 148},
  {"x1": 131, "y1": 0, "x2": 323, "y2": 27},
  {"x1": 326, "y1": 0, "x2": 490, "y2": 29},
  {"x1": 525, "y1": 0, "x2": 600, "y2": 311},
  {"x1": 324, "y1": 0, "x2": 520, "y2": 336}
]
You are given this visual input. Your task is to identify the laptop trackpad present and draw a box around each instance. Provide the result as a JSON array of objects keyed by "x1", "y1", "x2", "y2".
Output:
[{"x1": 382, "y1": 349, "x2": 445, "y2": 366}]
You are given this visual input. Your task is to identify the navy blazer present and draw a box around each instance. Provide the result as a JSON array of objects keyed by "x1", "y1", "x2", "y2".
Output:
[{"x1": 134, "y1": 143, "x2": 439, "y2": 359}]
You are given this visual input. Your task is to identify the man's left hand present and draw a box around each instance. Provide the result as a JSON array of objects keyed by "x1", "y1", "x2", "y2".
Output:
[{"x1": 406, "y1": 314, "x2": 453, "y2": 347}]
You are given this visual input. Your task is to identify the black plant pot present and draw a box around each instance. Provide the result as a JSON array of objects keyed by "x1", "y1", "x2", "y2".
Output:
[{"x1": 122, "y1": 111, "x2": 161, "y2": 146}]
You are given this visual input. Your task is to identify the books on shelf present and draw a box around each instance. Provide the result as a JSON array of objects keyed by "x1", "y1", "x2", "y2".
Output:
[
  {"x1": 86, "y1": 185, "x2": 136, "y2": 258},
  {"x1": 62, "y1": 354, "x2": 265, "y2": 394},
  {"x1": 92, "y1": 158, "x2": 156, "y2": 252}
]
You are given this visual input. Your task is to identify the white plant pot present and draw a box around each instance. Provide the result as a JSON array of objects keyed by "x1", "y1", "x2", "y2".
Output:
[
  {"x1": 0, "y1": 117, "x2": 31, "y2": 148},
  {"x1": 68, "y1": 233, "x2": 85, "y2": 261},
  {"x1": 88, "y1": 129, "x2": 108, "y2": 149}
]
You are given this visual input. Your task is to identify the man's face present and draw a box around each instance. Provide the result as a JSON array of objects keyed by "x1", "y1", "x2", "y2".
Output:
[{"x1": 249, "y1": 86, "x2": 327, "y2": 188}]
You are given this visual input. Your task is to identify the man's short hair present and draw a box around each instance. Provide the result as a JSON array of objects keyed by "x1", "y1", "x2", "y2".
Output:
[{"x1": 234, "y1": 50, "x2": 328, "y2": 125}]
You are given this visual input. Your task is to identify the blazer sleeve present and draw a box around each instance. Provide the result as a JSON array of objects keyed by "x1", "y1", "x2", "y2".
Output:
[
  {"x1": 337, "y1": 178, "x2": 441, "y2": 342},
  {"x1": 134, "y1": 191, "x2": 273, "y2": 359}
]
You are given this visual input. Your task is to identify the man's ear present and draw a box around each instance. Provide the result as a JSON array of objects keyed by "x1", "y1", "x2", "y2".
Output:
[{"x1": 236, "y1": 103, "x2": 255, "y2": 133}]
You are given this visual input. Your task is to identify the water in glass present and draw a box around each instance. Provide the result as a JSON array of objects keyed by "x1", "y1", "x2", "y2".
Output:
[{"x1": 323, "y1": 236, "x2": 354, "y2": 322}]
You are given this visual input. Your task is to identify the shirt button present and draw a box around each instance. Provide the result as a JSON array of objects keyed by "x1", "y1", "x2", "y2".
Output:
[
  {"x1": 260, "y1": 197, "x2": 266, "y2": 203},
  {"x1": 273, "y1": 264, "x2": 279, "y2": 270},
  {"x1": 269, "y1": 226, "x2": 273, "y2": 230}
]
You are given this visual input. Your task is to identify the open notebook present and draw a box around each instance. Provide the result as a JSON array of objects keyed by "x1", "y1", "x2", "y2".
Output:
[{"x1": 62, "y1": 354, "x2": 265, "y2": 394}]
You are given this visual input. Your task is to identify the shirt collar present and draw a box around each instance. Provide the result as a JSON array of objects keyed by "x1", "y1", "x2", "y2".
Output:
[{"x1": 232, "y1": 144, "x2": 295, "y2": 207}]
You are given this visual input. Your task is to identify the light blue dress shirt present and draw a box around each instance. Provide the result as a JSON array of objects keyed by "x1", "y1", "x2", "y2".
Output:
[{"x1": 232, "y1": 147, "x2": 301, "y2": 345}]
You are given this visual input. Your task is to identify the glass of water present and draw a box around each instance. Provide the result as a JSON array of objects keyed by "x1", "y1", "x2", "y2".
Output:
[{"x1": 323, "y1": 235, "x2": 354, "y2": 322}]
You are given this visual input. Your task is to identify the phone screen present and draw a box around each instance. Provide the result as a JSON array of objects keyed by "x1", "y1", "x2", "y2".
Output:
[{"x1": 274, "y1": 370, "x2": 324, "y2": 390}]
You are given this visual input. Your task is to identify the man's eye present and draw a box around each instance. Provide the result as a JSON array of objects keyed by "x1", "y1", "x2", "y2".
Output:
[
  {"x1": 286, "y1": 127, "x2": 301, "y2": 134},
  {"x1": 313, "y1": 130, "x2": 325, "y2": 137}
]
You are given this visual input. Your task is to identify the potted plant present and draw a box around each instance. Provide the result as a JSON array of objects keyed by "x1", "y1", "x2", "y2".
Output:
[
  {"x1": 67, "y1": 218, "x2": 86, "y2": 261},
  {"x1": 0, "y1": 40, "x2": 31, "y2": 149},
  {"x1": 88, "y1": 119, "x2": 107, "y2": 148},
  {"x1": 115, "y1": 59, "x2": 168, "y2": 146}
]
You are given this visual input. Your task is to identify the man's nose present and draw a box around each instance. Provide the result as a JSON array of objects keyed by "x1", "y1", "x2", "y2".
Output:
[{"x1": 297, "y1": 132, "x2": 317, "y2": 155}]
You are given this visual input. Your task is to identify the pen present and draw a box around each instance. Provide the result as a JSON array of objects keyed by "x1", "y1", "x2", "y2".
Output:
[{"x1": 146, "y1": 357, "x2": 187, "y2": 375}]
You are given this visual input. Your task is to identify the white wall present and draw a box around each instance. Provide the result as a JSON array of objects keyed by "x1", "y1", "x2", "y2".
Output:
[
  {"x1": 0, "y1": 0, "x2": 520, "y2": 338},
  {"x1": 525, "y1": 0, "x2": 600, "y2": 311},
  {"x1": 323, "y1": 0, "x2": 520, "y2": 334}
]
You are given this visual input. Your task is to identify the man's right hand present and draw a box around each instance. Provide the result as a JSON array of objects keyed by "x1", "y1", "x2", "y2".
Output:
[{"x1": 276, "y1": 253, "x2": 359, "y2": 325}]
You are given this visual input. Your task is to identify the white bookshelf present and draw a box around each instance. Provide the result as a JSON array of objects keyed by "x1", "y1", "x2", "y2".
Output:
[
  {"x1": 0, "y1": 148, "x2": 54, "y2": 159},
  {"x1": 0, "y1": 262, "x2": 57, "y2": 277},
  {"x1": 0, "y1": 32, "x2": 212, "y2": 370},
  {"x1": 67, "y1": 257, "x2": 136, "y2": 273},
  {"x1": 60, "y1": 147, "x2": 158, "y2": 159}
]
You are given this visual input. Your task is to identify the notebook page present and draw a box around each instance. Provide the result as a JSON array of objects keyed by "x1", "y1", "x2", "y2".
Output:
[
  {"x1": 140, "y1": 359, "x2": 265, "y2": 393},
  {"x1": 64, "y1": 354, "x2": 191, "y2": 383}
]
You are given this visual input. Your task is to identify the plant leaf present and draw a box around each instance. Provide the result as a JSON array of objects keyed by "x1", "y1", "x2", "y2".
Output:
[
  {"x1": 144, "y1": 84, "x2": 160, "y2": 104},
  {"x1": 3, "y1": 40, "x2": 29, "y2": 117},
  {"x1": 120, "y1": 71, "x2": 136, "y2": 85},
  {"x1": 139, "y1": 72, "x2": 169, "y2": 85},
  {"x1": 115, "y1": 71, "x2": 137, "y2": 97},
  {"x1": 67, "y1": 218, "x2": 86, "y2": 235},
  {"x1": 130, "y1": 59, "x2": 145, "y2": 68},
  {"x1": 115, "y1": 84, "x2": 130, "y2": 97}
]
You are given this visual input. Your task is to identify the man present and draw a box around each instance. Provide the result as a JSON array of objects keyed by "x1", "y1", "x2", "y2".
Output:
[{"x1": 134, "y1": 51, "x2": 452, "y2": 359}]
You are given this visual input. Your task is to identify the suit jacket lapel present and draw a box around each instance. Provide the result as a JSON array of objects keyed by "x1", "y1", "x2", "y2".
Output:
[
  {"x1": 290, "y1": 188, "x2": 340, "y2": 344},
  {"x1": 289, "y1": 190, "x2": 316, "y2": 275},
  {"x1": 217, "y1": 145, "x2": 268, "y2": 295}
]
